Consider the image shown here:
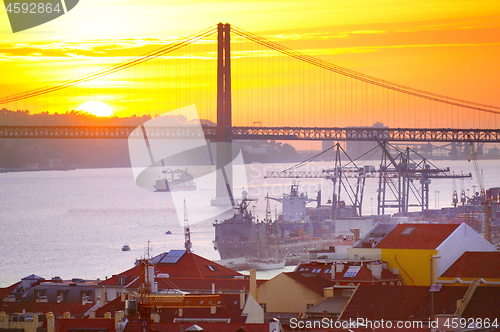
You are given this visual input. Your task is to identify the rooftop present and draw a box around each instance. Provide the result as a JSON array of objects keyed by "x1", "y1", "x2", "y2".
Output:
[
  {"x1": 440, "y1": 251, "x2": 500, "y2": 279},
  {"x1": 0, "y1": 301, "x2": 94, "y2": 317},
  {"x1": 375, "y1": 223, "x2": 459, "y2": 249},
  {"x1": 99, "y1": 250, "x2": 242, "y2": 286},
  {"x1": 340, "y1": 285, "x2": 500, "y2": 321},
  {"x1": 284, "y1": 272, "x2": 334, "y2": 296}
]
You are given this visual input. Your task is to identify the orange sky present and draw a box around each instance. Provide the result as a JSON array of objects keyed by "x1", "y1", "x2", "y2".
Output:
[{"x1": 1, "y1": 0, "x2": 499, "y2": 129}]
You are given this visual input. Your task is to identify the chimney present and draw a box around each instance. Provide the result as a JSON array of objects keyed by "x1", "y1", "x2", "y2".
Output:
[
  {"x1": 0, "y1": 312, "x2": 8, "y2": 325},
  {"x1": 212, "y1": 283, "x2": 215, "y2": 294},
  {"x1": 104, "y1": 312, "x2": 112, "y2": 319},
  {"x1": 351, "y1": 228, "x2": 360, "y2": 243},
  {"x1": 148, "y1": 266, "x2": 155, "y2": 293},
  {"x1": 47, "y1": 312, "x2": 55, "y2": 332},
  {"x1": 99, "y1": 287, "x2": 106, "y2": 307},
  {"x1": 331, "y1": 264, "x2": 335, "y2": 280},
  {"x1": 336, "y1": 263, "x2": 344, "y2": 273},
  {"x1": 89, "y1": 310, "x2": 96, "y2": 319},
  {"x1": 368, "y1": 263, "x2": 382, "y2": 279},
  {"x1": 63, "y1": 312, "x2": 71, "y2": 319},
  {"x1": 178, "y1": 308, "x2": 183, "y2": 317},
  {"x1": 210, "y1": 306, "x2": 217, "y2": 314},
  {"x1": 121, "y1": 292, "x2": 126, "y2": 302},
  {"x1": 249, "y1": 269, "x2": 257, "y2": 300},
  {"x1": 240, "y1": 290, "x2": 245, "y2": 309},
  {"x1": 115, "y1": 311, "x2": 124, "y2": 328}
]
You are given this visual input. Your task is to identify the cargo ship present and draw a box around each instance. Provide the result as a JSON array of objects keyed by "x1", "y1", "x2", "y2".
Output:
[{"x1": 213, "y1": 183, "x2": 336, "y2": 261}]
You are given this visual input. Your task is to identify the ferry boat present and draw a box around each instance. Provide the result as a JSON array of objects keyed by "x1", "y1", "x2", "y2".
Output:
[{"x1": 154, "y1": 168, "x2": 196, "y2": 192}]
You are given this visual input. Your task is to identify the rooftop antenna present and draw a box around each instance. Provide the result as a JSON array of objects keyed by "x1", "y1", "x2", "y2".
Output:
[
  {"x1": 184, "y1": 199, "x2": 192, "y2": 253},
  {"x1": 144, "y1": 240, "x2": 152, "y2": 259}
]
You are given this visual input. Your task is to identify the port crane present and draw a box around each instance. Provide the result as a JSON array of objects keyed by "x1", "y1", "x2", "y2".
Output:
[
  {"x1": 467, "y1": 138, "x2": 498, "y2": 243},
  {"x1": 266, "y1": 142, "x2": 471, "y2": 217}
]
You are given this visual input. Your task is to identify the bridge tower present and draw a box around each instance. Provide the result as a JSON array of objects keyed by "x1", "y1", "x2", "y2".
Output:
[{"x1": 211, "y1": 23, "x2": 235, "y2": 206}]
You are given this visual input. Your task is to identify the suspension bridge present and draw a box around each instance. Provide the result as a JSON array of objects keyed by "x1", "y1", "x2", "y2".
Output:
[{"x1": 1, "y1": 23, "x2": 499, "y2": 142}]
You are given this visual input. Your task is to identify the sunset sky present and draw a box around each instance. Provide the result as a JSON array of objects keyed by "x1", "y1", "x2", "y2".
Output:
[{"x1": 0, "y1": 0, "x2": 499, "y2": 128}]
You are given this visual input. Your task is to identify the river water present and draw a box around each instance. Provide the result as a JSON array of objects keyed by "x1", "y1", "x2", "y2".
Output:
[{"x1": 1, "y1": 159, "x2": 499, "y2": 287}]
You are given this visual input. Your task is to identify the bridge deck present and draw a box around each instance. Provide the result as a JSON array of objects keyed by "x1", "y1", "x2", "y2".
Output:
[{"x1": 1, "y1": 125, "x2": 499, "y2": 142}]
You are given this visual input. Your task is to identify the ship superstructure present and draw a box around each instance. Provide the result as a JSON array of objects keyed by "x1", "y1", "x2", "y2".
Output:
[{"x1": 213, "y1": 184, "x2": 333, "y2": 261}]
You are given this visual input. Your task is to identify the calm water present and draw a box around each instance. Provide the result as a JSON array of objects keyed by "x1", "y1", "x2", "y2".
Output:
[{"x1": 1, "y1": 159, "x2": 499, "y2": 287}]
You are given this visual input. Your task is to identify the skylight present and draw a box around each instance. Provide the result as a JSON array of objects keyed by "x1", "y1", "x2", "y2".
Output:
[
  {"x1": 343, "y1": 266, "x2": 361, "y2": 278},
  {"x1": 400, "y1": 227, "x2": 416, "y2": 236}
]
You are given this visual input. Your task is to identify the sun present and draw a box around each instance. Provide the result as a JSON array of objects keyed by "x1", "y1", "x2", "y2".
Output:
[{"x1": 77, "y1": 101, "x2": 114, "y2": 117}]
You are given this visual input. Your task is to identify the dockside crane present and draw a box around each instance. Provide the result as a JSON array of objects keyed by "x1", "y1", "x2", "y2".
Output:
[
  {"x1": 267, "y1": 141, "x2": 472, "y2": 217},
  {"x1": 468, "y1": 138, "x2": 496, "y2": 243},
  {"x1": 265, "y1": 143, "x2": 377, "y2": 219},
  {"x1": 375, "y1": 137, "x2": 471, "y2": 214}
]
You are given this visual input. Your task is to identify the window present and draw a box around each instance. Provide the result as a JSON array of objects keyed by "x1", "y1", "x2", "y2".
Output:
[
  {"x1": 324, "y1": 269, "x2": 331, "y2": 274},
  {"x1": 207, "y1": 265, "x2": 219, "y2": 272},
  {"x1": 35, "y1": 290, "x2": 46, "y2": 298},
  {"x1": 57, "y1": 290, "x2": 65, "y2": 303}
]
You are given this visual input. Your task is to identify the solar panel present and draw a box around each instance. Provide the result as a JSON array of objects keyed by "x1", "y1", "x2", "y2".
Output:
[
  {"x1": 343, "y1": 266, "x2": 361, "y2": 278},
  {"x1": 160, "y1": 250, "x2": 186, "y2": 264}
]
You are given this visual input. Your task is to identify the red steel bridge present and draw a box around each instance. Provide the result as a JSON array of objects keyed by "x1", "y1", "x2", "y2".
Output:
[{"x1": 1, "y1": 23, "x2": 499, "y2": 142}]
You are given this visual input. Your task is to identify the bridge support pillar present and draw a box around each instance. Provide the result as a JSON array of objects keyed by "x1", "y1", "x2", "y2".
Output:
[{"x1": 212, "y1": 23, "x2": 235, "y2": 206}]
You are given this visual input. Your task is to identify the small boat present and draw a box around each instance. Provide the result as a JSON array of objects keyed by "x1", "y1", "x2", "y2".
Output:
[
  {"x1": 246, "y1": 257, "x2": 286, "y2": 270},
  {"x1": 165, "y1": 230, "x2": 172, "y2": 235},
  {"x1": 122, "y1": 244, "x2": 131, "y2": 251}
]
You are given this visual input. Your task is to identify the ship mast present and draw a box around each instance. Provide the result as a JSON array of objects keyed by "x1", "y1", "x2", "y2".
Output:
[{"x1": 184, "y1": 199, "x2": 192, "y2": 253}]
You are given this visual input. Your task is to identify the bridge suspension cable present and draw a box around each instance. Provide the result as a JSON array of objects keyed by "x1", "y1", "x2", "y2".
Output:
[
  {"x1": 0, "y1": 25, "x2": 218, "y2": 104},
  {"x1": 231, "y1": 26, "x2": 500, "y2": 115}
]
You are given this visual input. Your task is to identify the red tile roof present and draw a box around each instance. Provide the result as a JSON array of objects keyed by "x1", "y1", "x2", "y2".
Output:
[
  {"x1": 126, "y1": 277, "x2": 263, "y2": 292},
  {"x1": 0, "y1": 301, "x2": 94, "y2": 317},
  {"x1": 284, "y1": 272, "x2": 334, "y2": 296},
  {"x1": 41, "y1": 318, "x2": 115, "y2": 332},
  {"x1": 99, "y1": 251, "x2": 242, "y2": 286},
  {"x1": 123, "y1": 322, "x2": 269, "y2": 332},
  {"x1": 95, "y1": 297, "x2": 124, "y2": 317},
  {"x1": 340, "y1": 285, "x2": 500, "y2": 321},
  {"x1": 441, "y1": 251, "x2": 500, "y2": 279},
  {"x1": 0, "y1": 282, "x2": 20, "y2": 300},
  {"x1": 296, "y1": 262, "x2": 402, "y2": 284},
  {"x1": 375, "y1": 223, "x2": 459, "y2": 249},
  {"x1": 96, "y1": 279, "x2": 265, "y2": 318},
  {"x1": 156, "y1": 293, "x2": 246, "y2": 323}
]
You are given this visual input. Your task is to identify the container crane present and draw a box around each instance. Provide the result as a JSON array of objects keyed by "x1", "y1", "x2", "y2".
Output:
[{"x1": 267, "y1": 141, "x2": 472, "y2": 217}]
